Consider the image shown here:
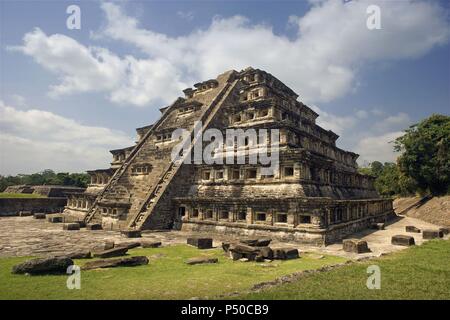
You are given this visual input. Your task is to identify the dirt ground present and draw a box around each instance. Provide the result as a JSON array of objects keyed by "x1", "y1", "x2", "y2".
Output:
[{"x1": 0, "y1": 214, "x2": 447, "y2": 260}]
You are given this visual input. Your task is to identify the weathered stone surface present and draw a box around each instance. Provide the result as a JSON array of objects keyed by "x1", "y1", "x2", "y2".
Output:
[
  {"x1": 92, "y1": 246, "x2": 128, "y2": 258},
  {"x1": 61, "y1": 251, "x2": 92, "y2": 259},
  {"x1": 229, "y1": 243, "x2": 259, "y2": 255},
  {"x1": 63, "y1": 223, "x2": 80, "y2": 231},
  {"x1": 82, "y1": 256, "x2": 149, "y2": 270},
  {"x1": 391, "y1": 235, "x2": 415, "y2": 246},
  {"x1": 342, "y1": 239, "x2": 371, "y2": 254},
  {"x1": 439, "y1": 227, "x2": 450, "y2": 235},
  {"x1": 187, "y1": 237, "x2": 213, "y2": 249},
  {"x1": 86, "y1": 223, "x2": 102, "y2": 230},
  {"x1": 19, "y1": 211, "x2": 32, "y2": 217},
  {"x1": 141, "y1": 241, "x2": 162, "y2": 248},
  {"x1": 185, "y1": 257, "x2": 218, "y2": 265},
  {"x1": 273, "y1": 248, "x2": 299, "y2": 260},
  {"x1": 121, "y1": 230, "x2": 142, "y2": 238},
  {"x1": 33, "y1": 213, "x2": 46, "y2": 219},
  {"x1": 405, "y1": 226, "x2": 421, "y2": 233},
  {"x1": 222, "y1": 242, "x2": 231, "y2": 252},
  {"x1": 116, "y1": 242, "x2": 141, "y2": 249},
  {"x1": 422, "y1": 229, "x2": 443, "y2": 239},
  {"x1": 47, "y1": 216, "x2": 63, "y2": 223},
  {"x1": 229, "y1": 251, "x2": 243, "y2": 260},
  {"x1": 239, "y1": 238, "x2": 272, "y2": 247},
  {"x1": 12, "y1": 257, "x2": 73, "y2": 275},
  {"x1": 255, "y1": 246, "x2": 273, "y2": 259}
]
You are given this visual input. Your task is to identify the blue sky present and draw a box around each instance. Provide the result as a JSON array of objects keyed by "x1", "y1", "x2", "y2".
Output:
[{"x1": 0, "y1": 0, "x2": 449, "y2": 175}]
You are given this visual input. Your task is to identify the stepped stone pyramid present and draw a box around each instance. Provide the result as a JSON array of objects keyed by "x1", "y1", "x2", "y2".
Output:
[{"x1": 63, "y1": 67, "x2": 394, "y2": 245}]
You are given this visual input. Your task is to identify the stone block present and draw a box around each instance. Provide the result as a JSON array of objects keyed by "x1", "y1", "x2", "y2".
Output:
[
  {"x1": 239, "y1": 238, "x2": 272, "y2": 247},
  {"x1": 33, "y1": 213, "x2": 46, "y2": 219},
  {"x1": 18, "y1": 211, "x2": 32, "y2": 217},
  {"x1": 187, "y1": 237, "x2": 213, "y2": 249},
  {"x1": 116, "y1": 242, "x2": 141, "y2": 249},
  {"x1": 47, "y1": 216, "x2": 63, "y2": 223},
  {"x1": 439, "y1": 227, "x2": 449, "y2": 235},
  {"x1": 121, "y1": 230, "x2": 142, "y2": 238},
  {"x1": 63, "y1": 223, "x2": 80, "y2": 231},
  {"x1": 273, "y1": 248, "x2": 299, "y2": 260},
  {"x1": 405, "y1": 226, "x2": 421, "y2": 233},
  {"x1": 422, "y1": 229, "x2": 444, "y2": 239},
  {"x1": 92, "y1": 246, "x2": 128, "y2": 258},
  {"x1": 82, "y1": 256, "x2": 148, "y2": 270},
  {"x1": 141, "y1": 241, "x2": 162, "y2": 248},
  {"x1": 86, "y1": 223, "x2": 102, "y2": 230},
  {"x1": 12, "y1": 257, "x2": 73, "y2": 275},
  {"x1": 391, "y1": 235, "x2": 415, "y2": 246},
  {"x1": 342, "y1": 239, "x2": 371, "y2": 254},
  {"x1": 185, "y1": 257, "x2": 218, "y2": 265}
]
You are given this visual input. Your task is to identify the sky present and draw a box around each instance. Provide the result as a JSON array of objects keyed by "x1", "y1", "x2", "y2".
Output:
[{"x1": 0, "y1": 0, "x2": 449, "y2": 175}]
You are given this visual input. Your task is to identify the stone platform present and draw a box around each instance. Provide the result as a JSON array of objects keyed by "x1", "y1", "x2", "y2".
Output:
[{"x1": 0, "y1": 215, "x2": 447, "y2": 259}]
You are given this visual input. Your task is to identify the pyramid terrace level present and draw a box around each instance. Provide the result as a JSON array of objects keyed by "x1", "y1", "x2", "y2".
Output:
[{"x1": 63, "y1": 67, "x2": 393, "y2": 245}]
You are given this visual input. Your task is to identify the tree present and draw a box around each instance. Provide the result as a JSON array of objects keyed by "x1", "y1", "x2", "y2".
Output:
[{"x1": 394, "y1": 114, "x2": 450, "y2": 195}]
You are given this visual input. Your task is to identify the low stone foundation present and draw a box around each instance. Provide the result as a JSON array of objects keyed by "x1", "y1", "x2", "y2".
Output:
[
  {"x1": 182, "y1": 209, "x2": 396, "y2": 246},
  {"x1": 0, "y1": 198, "x2": 67, "y2": 216}
]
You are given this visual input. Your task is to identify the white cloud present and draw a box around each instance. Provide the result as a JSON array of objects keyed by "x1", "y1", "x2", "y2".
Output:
[
  {"x1": 9, "y1": 28, "x2": 186, "y2": 107},
  {"x1": 310, "y1": 105, "x2": 357, "y2": 135},
  {"x1": 354, "y1": 131, "x2": 403, "y2": 164},
  {"x1": 10, "y1": 0, "x2": 449, "y2": 107},
  {"x1": 0, "y1": 100, "x2": 133, "y2": 175},
  {"x1": 373, "y1": 112, "x2": 411, "y2": 132},
  {"x1": 177, "y1": 10, "x2": 194, "y2": 21}
]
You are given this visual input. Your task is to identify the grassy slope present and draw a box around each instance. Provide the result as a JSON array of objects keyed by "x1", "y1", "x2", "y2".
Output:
[
  {"x1": 240, "y1": 239, "x2": 450, "y2": 300},
  {"x1": 0, "y1": 193, "x2": 45, "y2": 198},
  {"x1": 0, "y1": 245, "x2": 345, "y2": 300}
]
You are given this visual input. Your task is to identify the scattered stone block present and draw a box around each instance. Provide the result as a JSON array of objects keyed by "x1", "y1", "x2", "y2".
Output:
[
  {"x1": 82, "y1": 256, "x2": 149, "y2": 270},
  {"x1": 240, "y1": 239, "x2": 258, "y2": 246},
  {"x1": 33, "y1": 213, "x2": 46, "y2": 219},
  {"x1": 422, "y1": 229, "x2": 444, "y2": 239},
  {"x1": 18, "y1": 211, "x2": 32, "y2": 217},
  {"x1": 92, "y1": 246, "x2": 128, "y2": 258},
  {"x1": 116, "y1": 242, "x2": 141, "y2": 249},
  {"x1": 63, "y1": 223, "x2": 80, "y2": 231},
  {"x1": 405, "y1": 226, "x2": 421, "y2": 233},
  {"x1": 12, "y1": 257, "x2": 73, "y2": 275},
  {"x1": 47, "y1": 216, "x2": 63, "y2": 223},
  {"x1": 185, "y1": 257, "x2": 218, "y2": 265},
  {"x1": 121, "y1": 230, "x2": 141, "y2": 238},
  {"x1": 104, "y1": 241, "x2": 115, "y2": 250},
  {"x1": 342, "y1": 239, "x2": 371, "y2": 254},
  {"x1": 86, "y1": 223, "x2": 102, "y2": 230},
  {"x1": 273, "y1": 248, "x2": 299, "y2": 260},
  {"x1": 74, "y1": 221, "x2": 86, "y2": 228},
  {"x1": 222, "y1": 242, "x2": 231, "y2": 252},
  {"x1": 141, "y1": 241, "x2": 162, "y2": 248},
  {"x1": 391, "y1": 235, "x2": 415, "y2": 246},
  {"x1": 239, "y1": 258, "x2": 249, "y2": 262},
  {"x1": 62, "y1": 251, "x2": 92, "y2": 259},
  {"x1": 239, "y1": 238, "x2": 272, "y2": 247},
  {"x1": 256, "y1": 238, "x2": 272, "y2": 247},
  {"x1": 256, "y1": 246, "x2": 273, "y2": 259},
  {"x1": 229, "y1": 251, "x2": 243, "y2": 261},
  {"x1": 187, "y1": 237, "x2": 213, "y2": 249},
  {"x1": 439, "y1": 227, "x2": 449, "y2": 235}
]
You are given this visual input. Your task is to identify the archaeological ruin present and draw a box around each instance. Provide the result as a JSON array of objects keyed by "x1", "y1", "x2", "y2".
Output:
[{"x1": 62, "y1": 67, "x2": 394, "y2": 245}]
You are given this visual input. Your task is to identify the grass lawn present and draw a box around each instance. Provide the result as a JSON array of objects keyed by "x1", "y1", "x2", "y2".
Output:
[
  {"x1": 0, "y1": 245, "x2": 346, "y2": 300},
  {"x1": 239, "y1": 239, "x2": 450, "y2": 300},
  {"x1": 0, "y1": 193, "x2": 45, "y2": 198}
]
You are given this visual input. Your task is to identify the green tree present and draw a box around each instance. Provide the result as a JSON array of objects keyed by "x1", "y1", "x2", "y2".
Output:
[{"x1": 394, "y1": 114, "x2": 450, "y2": 195}]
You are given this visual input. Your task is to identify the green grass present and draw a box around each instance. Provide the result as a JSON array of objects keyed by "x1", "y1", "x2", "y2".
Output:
[
  {"x1": 0, "y1": 193, "x2": 45, "y2": 198},
  {"x1": 239, "y1": 239, "x2": 450, "y2": 300},
  {"x1": 0, "y1": 245, "x2": 346, "y2": 300}
]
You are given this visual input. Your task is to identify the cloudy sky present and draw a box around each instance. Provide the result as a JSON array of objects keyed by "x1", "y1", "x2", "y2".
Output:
[{"x1": 0, "y1": 0, "x2": 449, "y2": 175}]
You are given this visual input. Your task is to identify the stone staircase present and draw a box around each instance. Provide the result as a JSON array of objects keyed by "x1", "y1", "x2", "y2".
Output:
[
  {"x1": 85, "y1": 72, "x2": 239, "y2": 230},
  {"x1": 127, "y1": 77, "x2": 239, "y2": 230}
]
